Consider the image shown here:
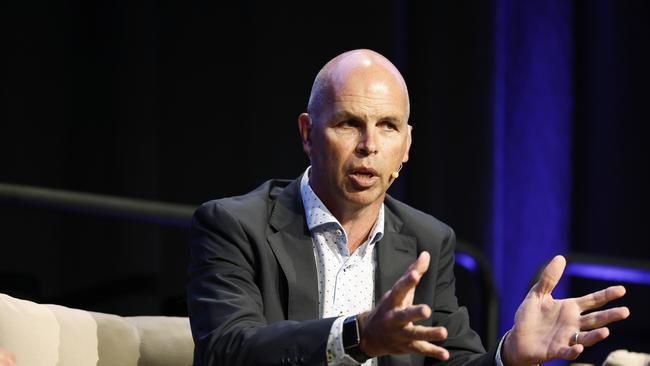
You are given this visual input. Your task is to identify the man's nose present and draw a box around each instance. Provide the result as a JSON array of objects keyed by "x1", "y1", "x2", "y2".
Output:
[{"x1": 356, "y1": 128, "x2": 378, "y2": 156}]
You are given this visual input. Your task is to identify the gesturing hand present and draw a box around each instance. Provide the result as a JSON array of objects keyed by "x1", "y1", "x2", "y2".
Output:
[
  {"x1": 502, "y1": 255, "x2": 630, "y2": 366},
  {"x1": 358, "y1": 251, "x2": 450, "y2": 361}
]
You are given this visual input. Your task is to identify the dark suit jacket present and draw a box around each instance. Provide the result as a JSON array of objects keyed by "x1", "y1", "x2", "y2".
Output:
[{"x1": 187, "y1": 178, "x2": 497, "y2": 366}]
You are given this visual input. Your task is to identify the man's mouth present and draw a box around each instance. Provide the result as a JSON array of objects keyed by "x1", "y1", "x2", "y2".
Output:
[
  {"x1": 354, "y1": 172, "x2": 374, "y2": 178},
  {"x1": 350, "y1": 167, "x2": 379, "y2": 176},
  {"x1": 348, "y1": 167, "x2": 380, "y2": 188}
]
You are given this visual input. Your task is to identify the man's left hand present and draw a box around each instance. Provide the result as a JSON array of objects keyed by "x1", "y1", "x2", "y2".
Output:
[{"x1": 502, "y1": 255, "x2": 630, "y2": 366}]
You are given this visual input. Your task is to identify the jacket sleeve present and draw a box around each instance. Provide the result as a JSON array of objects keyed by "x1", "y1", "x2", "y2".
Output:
[
  {"x1": 187, "y1": 201, "x2": 335, "y2": 366},
  {"x1": 425, "y1": 228, "x2": 498, "y2": 366}
]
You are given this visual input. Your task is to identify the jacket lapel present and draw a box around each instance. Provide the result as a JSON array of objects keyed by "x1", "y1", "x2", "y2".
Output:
[
  {"x1": 267, "y1": 178, "x2": 320, "y2": 321},
  {"x1": 266, "y1": 182, "x2": 419, "y2": 365},
  {"x1": 375, "y1": 201, "x2": 418, "y2": 304},
  {"x1": 376, "y1": 200, "x2": 418, "y2": 366}
]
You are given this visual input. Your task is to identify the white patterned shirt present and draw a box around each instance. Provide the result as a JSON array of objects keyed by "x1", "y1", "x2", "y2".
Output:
[
  {"x1": 299, "y1": 167, "x2": 508, "y2": 366},
  {"x1": 300, "y1": 167, "x2": 383, "y2": 366}
]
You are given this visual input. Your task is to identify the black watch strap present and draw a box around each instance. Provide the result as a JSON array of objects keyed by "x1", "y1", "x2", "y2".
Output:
[{"x1": 342, "y1": 315, "x2": 371, "y2": 364}]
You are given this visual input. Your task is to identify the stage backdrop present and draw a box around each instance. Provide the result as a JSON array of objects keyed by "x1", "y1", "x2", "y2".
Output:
[{"x1": 2, "y1": 1, "x2": 648, "y2": 364}]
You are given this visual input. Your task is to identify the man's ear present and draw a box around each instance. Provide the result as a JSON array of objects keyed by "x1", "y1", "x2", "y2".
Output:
[
  {"x1": 402, "y1": 124, "x2": 412, "y2": 163},
  {"x1": 298, "y1": 113, "x2": 313, "y2": 158}
]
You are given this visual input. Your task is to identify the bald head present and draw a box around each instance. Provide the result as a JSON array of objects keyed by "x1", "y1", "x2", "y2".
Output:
[
  {"x1": 307, "y1": 49, "x2": 410, "y2": 124},
  {"x1": 297, "y1": 49, "x2": 412, "y2": 214}
]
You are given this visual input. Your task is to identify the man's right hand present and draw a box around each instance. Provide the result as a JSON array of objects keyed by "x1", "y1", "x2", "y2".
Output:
[{"x1": 358, "y1": 251, "x2": 450, "y2": 361}]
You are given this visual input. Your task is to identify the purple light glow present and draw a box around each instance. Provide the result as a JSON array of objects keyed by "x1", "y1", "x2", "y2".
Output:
[
  {"x1": 565, "y1": 263, "x2": 650, "y2": 285},
  {"x1": 455, "y1": 252, "x2": 478, "y2": 273},
  {"x1": 490, "y1": 0, "x2": 573, "y2": 339}
]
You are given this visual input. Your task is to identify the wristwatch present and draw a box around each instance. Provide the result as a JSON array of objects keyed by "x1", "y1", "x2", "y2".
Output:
[{"x1": 342, "y1": 315, "x2": 371, "y2": 364}]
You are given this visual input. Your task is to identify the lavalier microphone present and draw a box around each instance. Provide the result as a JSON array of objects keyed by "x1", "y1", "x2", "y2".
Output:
[{"x1": 391, "y1": 164, "x2": 403, "y2": 179}]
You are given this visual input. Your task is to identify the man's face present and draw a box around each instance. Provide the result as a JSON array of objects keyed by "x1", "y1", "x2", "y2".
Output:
[{"x1": 302, "y1": 67, "x2": 411, "y2": 211}]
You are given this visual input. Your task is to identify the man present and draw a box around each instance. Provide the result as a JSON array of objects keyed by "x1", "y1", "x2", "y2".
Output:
[{"x1": 187, "y1": 49, "x2": 629, "y2": 366}]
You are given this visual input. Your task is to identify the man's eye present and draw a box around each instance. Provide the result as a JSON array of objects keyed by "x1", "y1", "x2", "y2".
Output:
[
  {"x1": 380, "y1": 122, "x2": 397, "y2": 130},
  {"x1": 337, "y1": 120, "x2": 355, "y2": 128}
]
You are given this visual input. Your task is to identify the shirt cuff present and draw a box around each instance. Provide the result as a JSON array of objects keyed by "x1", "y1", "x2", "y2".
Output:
[
  {"x1": 326, "y1": 315, "x2": 366, "y2": 366},
  {"x1": 495, "y1": 330, "x2": 540, "y2": 366},
  {"x1": 494, "y1": 331, "x2": 508, "y2": 366}
]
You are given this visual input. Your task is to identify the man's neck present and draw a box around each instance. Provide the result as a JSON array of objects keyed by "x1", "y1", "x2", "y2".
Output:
[
  {"x1": 338, "y1": 203, "x2": 382, "y2": 254},
  {"x1": 307, "y1": 171, "x2": 383, "y2": 253},
  {"x1": 321, "y1": 196, "x2": 383, "y2": 254}
]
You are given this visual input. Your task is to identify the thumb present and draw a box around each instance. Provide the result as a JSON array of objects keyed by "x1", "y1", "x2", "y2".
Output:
[{"x1": 533, "y1": 255, "x2": 566, "y2": 295}]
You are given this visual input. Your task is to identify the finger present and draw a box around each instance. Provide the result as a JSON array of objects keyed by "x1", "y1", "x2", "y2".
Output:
[
  {"x1": 579, "y1": 306, "x2": 630, "y2": 329},
  {"x1": 0, "y1": 350, "x2": 15, "y2": 363},
  {"x1": 411, "y1": 251, "x2": 431, "y2": 276},
  {"x1": 402, "y1": 325, "x2": 448, "y2": 342},
  {"x1": 409, "y1": 340, "x2": 449, "y2": 360},
  {"x1": 532, "y1": 255, "x2": 566, "y2": 295},
  {"x1": 392, "y1": 304, "x2": 432, "y2": 325},
  {"x1": 388, "y1": 270, "x2": 420, "y2": 306},
  {"x1": 557, "y1": 344, "x2": 584, "y2": 360},
  {"x1": 0, "y1": 352, "x2": 15, "y2": 366},
  {"x1": 578, "y1": 327, "x2": 610, "y2": 347},
  {"x1": 576, "y1": 285, "x2": 626, "y2": 311},
  {"x1": 388, "y1": 252, "x2": 430, "y2": 305}
]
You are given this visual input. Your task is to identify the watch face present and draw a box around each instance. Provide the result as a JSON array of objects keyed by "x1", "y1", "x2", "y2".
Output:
[
  {"x1": 343, "y1": 316, "x2": 360, "y2": 347},
  {"x1": 342, "y1": 316, "x2": 371, "y2": 363}
]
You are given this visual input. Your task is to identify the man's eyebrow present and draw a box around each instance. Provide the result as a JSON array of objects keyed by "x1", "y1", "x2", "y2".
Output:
[
  {"x1": 330, "y1": 111, "x2": 404, "y2": 124},
  {"x1": 379, "y1": 116, "x2": 402, "y2": 124},
  {"x1": 330, "y1": 111, "x2": 361, "y2": 121}
]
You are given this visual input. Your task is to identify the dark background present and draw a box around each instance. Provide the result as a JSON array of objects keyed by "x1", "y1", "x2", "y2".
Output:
[{"x1": 2, "y1": 1, "x2": 649, "y2": 364}]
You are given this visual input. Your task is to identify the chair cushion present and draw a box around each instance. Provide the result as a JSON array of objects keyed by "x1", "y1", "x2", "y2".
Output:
[
  {"x1": 44, "y1": 304, "x2": 99, "y2": 365},
  {"x1": 0, "y1": 293, "x2": 194, "y2": 366},
  {"x1": 0, "y1": 293, "x2": 59, "y2": 366},
  {"x1": 90, "y1": 312, "x2": 141, "y2": 366},
  {"x1": 603, "y1": 349, "x2": 650, "y2": 366},
  {"x1": 126, "y1": 316, "x2": 193, "y2": 366}
]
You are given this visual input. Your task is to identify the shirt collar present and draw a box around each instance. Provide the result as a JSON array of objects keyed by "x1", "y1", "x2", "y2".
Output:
[{"x1": 299, "y1": 166, "x2": 385, "y2": 244}]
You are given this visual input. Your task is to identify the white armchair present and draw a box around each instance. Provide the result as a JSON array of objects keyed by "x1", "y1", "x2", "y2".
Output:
[{"x1": 0, "y1": 293, "x2": 193, "y2": 366}]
